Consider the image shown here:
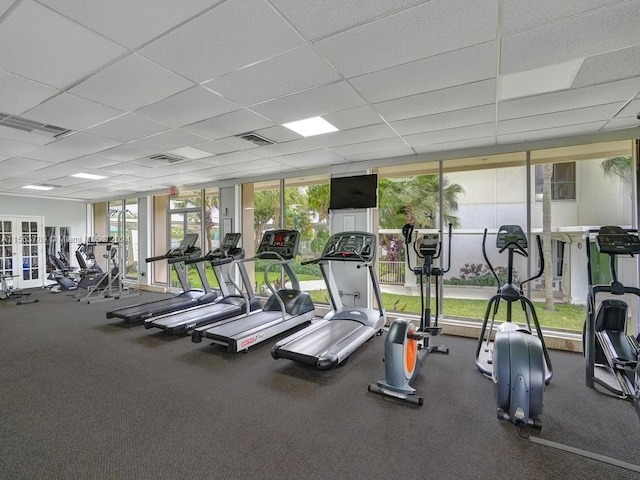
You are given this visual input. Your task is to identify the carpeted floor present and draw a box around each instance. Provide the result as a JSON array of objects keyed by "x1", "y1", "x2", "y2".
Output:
[{"x1": 1, "y1": 288, "x2": 639, "y2": 479}]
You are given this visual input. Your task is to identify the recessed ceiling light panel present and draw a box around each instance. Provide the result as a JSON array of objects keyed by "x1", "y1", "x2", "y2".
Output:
[
  {"x1": 282, "y1": 116, "x2": 339, "y2": 137},
  {"x1": 71, "y1": 173, "x2": 107, "y2": 180},
  {"x1": 22, "y1": 184, "x2": 55, "y2": 191}
]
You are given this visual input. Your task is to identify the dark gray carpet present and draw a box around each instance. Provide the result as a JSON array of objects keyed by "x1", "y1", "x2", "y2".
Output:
[{"x1": 1, "y1": 288, "x2": 639, "y2": 479}]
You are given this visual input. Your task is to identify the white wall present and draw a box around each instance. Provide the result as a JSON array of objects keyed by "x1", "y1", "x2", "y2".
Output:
[{"x1": 0, "y1": 194, "x2": 87, "y2": 266}]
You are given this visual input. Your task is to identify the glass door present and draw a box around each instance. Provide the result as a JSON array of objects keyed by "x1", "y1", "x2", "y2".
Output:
[{"x1": 0, "y1": 217, "x2": 44, "y2": 290}]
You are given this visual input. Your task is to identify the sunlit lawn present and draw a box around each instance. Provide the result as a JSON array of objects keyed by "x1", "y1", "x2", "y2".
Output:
[
  {"x1": 178, "y1": 269, "x2": 586, "y2": 332},
  {"x1": 307, "y1": 289, "x2": 585, "y2": 332}
]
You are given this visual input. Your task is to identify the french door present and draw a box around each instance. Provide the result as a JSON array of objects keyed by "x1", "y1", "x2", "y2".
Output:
[{"x1": 0, "y1": 216, "x2": 44, "y2": 289}]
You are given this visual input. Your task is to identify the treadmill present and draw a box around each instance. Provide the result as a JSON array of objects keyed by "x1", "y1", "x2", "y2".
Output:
[
  {"x1": 144, "y1": 233, "x2": 261, "y2": 335},
  {"x1": 584, "y1": 226, "x2": 640, "y2": 418},
  {"x1": 271, "y1": 231, "x2": 386, "y2": 370},
  {"x1": 191, "y1": 229, "x2": 315, "y2": 352},
  {"x1": 106, "y1": 233, "x2": 216, "y2": 323}
]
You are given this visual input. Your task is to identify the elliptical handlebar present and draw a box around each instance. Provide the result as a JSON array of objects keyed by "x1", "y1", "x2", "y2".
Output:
[
  {"x1": 520, "y1": 234, "x2": 544, "y2": 290},
  {"x1": 481, "y1": 229, "x2": 501, "y2": 288}
]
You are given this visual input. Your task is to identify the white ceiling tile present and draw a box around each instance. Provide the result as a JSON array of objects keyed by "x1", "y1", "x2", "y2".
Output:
[
  {"x1": 0, "y1": 125, "x2": 56, "y2": 146},
  {"x1": 200, "y1": 151, "x2": 262, "y2": 167},
  {"x1": 373, "y1": 79, "x2": 497, "y2": 122},
  {"x1": 501, "y1": 2, "x2": 640, "y2": 75},
  {"x1": 0, "y1": 157, "x2": 53, "y2": 174},
  {"x1": 204, "y1": 45, "x2": 342, "y2": 106},
  {"x1": 187, "y1": 165, "x2": 239, "y2": 177},
  {"x1": 0, "y1": 0, "x2": 127, "y2": 89},
  {"x1": 20, "y1": 133, "x2": 121, "y2": 163},
  {"x1": 351, "y1": 42, "x2": 497, "y2": 103},
  {"x1": 0, "y1": 0, "x2": 13, "y2": 16},
  {"x1": 0, "y1": 137, "x2": 42, "y2": 156},
  {"x1": 271, "y1": 149, "x2": 343, "y2": 167},
  {"x1": 192, "y1": 140, "x2": 239, "y2": 156},
  {"x1": 25, "y1": 164, "x2": 80, "y2": 181},
  {"x1": 250, "y1": 81, "x2": 366, "y2": 124},
  {"x1": 132, "y1": 129, "x2": 208, "y2": 151},
  {"x1": 61, "y1": 155, "x2": 121, "y2": 169},
  {"x1": 215, "y1": 136, "x2": 262, "y2": 151},
  {"x1": 40, "y1": 0, "x2": 221, "y2": 49},
  {"x1": 251, "y1": 139, "x2": 319, "y2": 158},
  {"x1": 252, "y1": 126, "x2": 301, "y2": 143},
  {"x1": 414, "y1": 136, "x2": 495, "y2": 153},
  {"x1": 499, "y1": 77, "x2": 640, "y2": 120},
  {"x1": 135, "y1": 87, "x2": 238, "y2": 127},
  {"x1": 617, "y1": 97, "x2": 640, "y2": 118},
  {"x1": 138, "y1": 160, "x2": 213, "y2": 175},
  {"x1": 309, "y1": 124, "x2": 398, "y2": 148},
  {"x1": 498, "y1": 103, "x2": 624, "y2": 135},
  {"x1": 272, "y1": 0, "x2": 426, "y2": 41},
  {"x1": 330, "y1": 137, "x2": 409, "y2": 157},
  {"x1": 0, "y1": 71, "x2": 59, "y2": 115},
  {"x1": 70, "y1": 54, "x2": 195, "y2": 111},
  {"x1": 96, "y1": 162, "x2": 156, "y2": 176},
  {"x1": 392, "y1": 105, "x2": 496, "y2": 135},
  {"x1": 85, "y1": 114, "x2": 170, "y2": 143},
  {"x1": 23, "y1": 93, "x2": 123, "y2": 131},
  {"x1": 138, "y1": 0, "x2": 305, "y2": 82},
  {"x1": 498, "y1": 122, "x2": 607, "y2": 144},
  {"x1": 344, "y1": 146, "x2": 414, "y2": 162},
  {"x1": 323, "y1": 106, "x2": 383, "y2": 131},
  {"x1": 572, "y1": 45, "x2": 640, "y2": 87},
  {"x1": 315, "y1": 0, "x2": 497, "y2": 77},
  {"x1": 184, "y1": 109, "x2": 275, "y2": 140},
  {"x1": 404, "y1": 123, "x2": 496, "y2": 148},
  {"x1": 603, "y1": 116, "x2": 640, "y2": 131},
  {"x1": 93, "y1": 144, "x2": 155, "y2": 162},
  {"x1": 501, "y1": 0, "x2": 626, "y2": 35}
]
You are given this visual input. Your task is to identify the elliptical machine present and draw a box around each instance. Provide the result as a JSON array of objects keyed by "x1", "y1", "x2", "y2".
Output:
[
  {"x1": 584, "y1": 226, "x2": 640, "y2": 420},
  {"x1": 368, "y1": 223, "x2": 451, "y2": 406},
  {"x1": 475, "y1": 225, "x2": 552, "y2": 429}
]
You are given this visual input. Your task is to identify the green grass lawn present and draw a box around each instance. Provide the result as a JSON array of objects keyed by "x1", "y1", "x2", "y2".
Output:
[{"x1": 307, "y1": 289, "x2": 585, "y2": 332}]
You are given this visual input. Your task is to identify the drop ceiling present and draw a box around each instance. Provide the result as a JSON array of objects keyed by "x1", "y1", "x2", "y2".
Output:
[{"x1": 1, "y1": 0, "x2": 639, "y2": 201}]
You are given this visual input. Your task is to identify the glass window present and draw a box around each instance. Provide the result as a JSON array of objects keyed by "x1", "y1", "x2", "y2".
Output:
[{"x1": 535, "y1": 162, "x2": 576, "y2": 200}]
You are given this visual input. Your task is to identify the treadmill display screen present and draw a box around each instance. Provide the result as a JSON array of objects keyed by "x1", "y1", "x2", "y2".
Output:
[{"x1": 273, "y1": 232, "x2": 288, "y2": 247}]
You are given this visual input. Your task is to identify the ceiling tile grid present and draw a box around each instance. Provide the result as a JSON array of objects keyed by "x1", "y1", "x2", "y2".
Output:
[{"x1": 0, "y1": 0, "x2": 639, "y2": 200}]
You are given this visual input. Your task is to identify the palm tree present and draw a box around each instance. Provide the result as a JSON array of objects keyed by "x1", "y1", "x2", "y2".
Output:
[
  {"x1": 601, "y1": 156, "x2": 632, "y2": 180},
  {"x1": 378, "y1": 174, "x2": 464, "y2": 261},
  {"x1": 542, "y1": 163, "x2": 554, "y2": 311}
]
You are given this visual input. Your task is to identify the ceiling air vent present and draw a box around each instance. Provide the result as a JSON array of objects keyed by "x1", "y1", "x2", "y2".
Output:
[
  {"x1": 0, "y1": 112, "x2": 73, "y2": 138},
  {"x1": 149, "y1": 153, "x2": 187, "y2": 164},
  {"x1": 237, "y1": 132, "x2": 275, "y2": 147}
]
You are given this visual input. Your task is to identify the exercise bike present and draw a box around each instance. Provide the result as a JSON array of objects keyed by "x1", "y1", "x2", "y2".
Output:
[
  {"x1": 475, "y1": 225, "x2": 552, "y2": 429},
  {"x1": 368, "y1": 223, "x2": 451, "y2": 405}
]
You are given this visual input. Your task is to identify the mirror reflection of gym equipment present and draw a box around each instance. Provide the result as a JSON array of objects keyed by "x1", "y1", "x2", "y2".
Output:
[{"x1": 584, "y1": 226, "x2": 640, "y2": 420}]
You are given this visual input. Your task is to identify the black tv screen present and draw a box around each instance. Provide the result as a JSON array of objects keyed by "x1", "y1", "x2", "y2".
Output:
[{"x1": 329, "y1": 174, "x2": 378, "y2": 210}]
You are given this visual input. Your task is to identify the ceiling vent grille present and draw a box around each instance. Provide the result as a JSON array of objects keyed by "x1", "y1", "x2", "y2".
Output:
[
  {"x1": 149, "y1": 153, "x2": 187, "y2": 164},
  {"x1": 0, "y1": 112, "x2": 73, "y2": 138},
  {"x1": 237, "y1": 132, "x2": 275, "y2": 147}
]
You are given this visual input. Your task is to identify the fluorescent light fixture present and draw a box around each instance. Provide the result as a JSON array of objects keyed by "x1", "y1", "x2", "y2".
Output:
[
  {"x1": 282, "y1": 116, "x2": 339, "y2": 137},
  {"x1": 71, "y1": 173, "x2": 107, "y2": 180},
  {"x1": 166, "y1": 146, "x2": 212, "y2": 160},
  {"x1": 498, "y1": 58, "x2": 585, "y2": 101},
  {"x1": 22, "y1": 184, "x2": 54, "y2": 191}
]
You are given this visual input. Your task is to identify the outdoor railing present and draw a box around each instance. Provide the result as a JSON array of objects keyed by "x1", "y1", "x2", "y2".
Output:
[{"x1": 378, "y1": 261, "x2": 405, "y2": 285}]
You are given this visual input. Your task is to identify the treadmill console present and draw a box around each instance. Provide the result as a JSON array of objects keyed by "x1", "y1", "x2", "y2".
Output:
[
  {"x1": 596, "y1": 226, "x2": 640, "y2": 255},
  {"x1": 321, "y1": 231, "x2": 376, "y2": 261},
  {"x1": 209, "y1": 233, "x2": 242, "y2": 259},
  {"x1": 172, "y1": 233, "x2": 200, "y2": 258},
  {"x1": 256, "y1": 230, "x2": 300, "y2": 260},
  {"x1": 496, "y1": 225, "x2": 528, "y2": 250}
]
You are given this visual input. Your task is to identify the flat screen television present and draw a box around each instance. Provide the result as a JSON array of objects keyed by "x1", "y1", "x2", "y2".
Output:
[{"x1": 329, "y1": 174, "x2": 378, "y2": 210}]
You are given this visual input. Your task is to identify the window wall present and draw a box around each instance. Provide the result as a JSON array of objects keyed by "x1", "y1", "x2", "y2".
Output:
[
  {"x1": 376, "y1": 140, "x2": 636, "y2": 332},
  {"x1": 168, "y1": 190, "x2": 203, "y2": 290}
]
